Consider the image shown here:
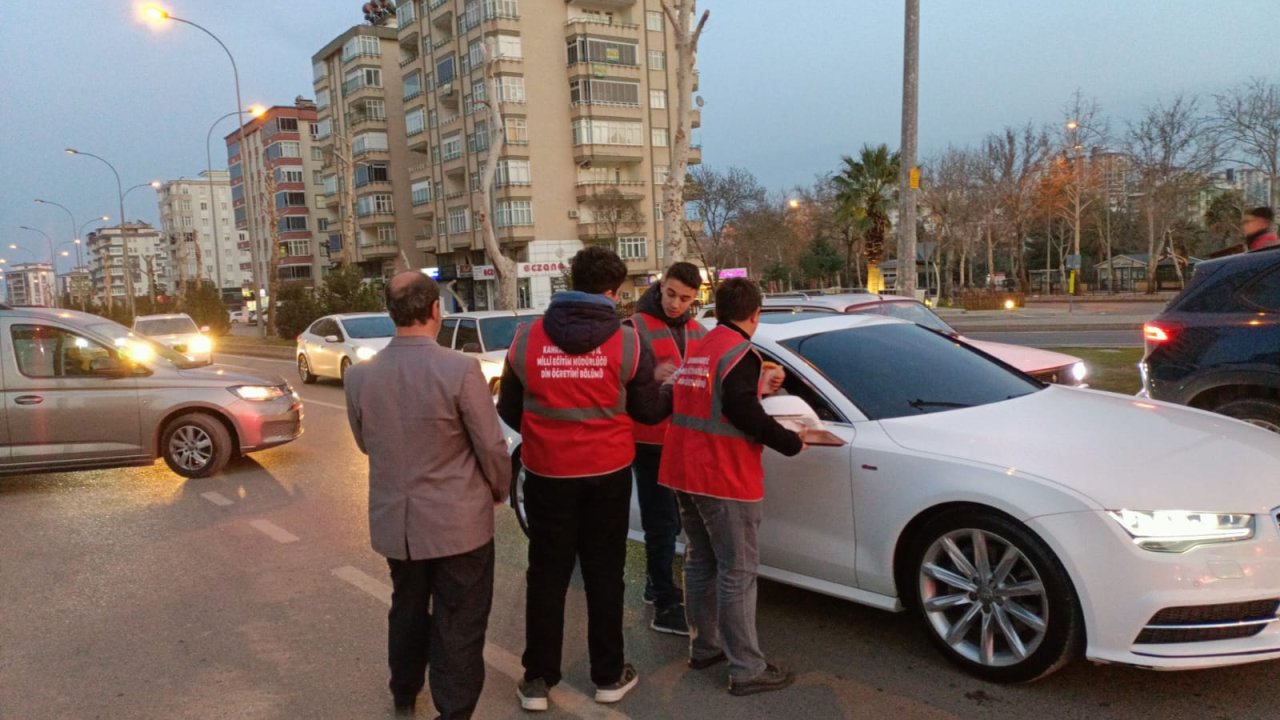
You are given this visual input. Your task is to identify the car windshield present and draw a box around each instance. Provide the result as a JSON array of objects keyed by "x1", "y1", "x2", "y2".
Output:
[
  {"x1": 89, "y1": 322, "x2": 203, "y2": 369},
  {"x1": 780, "y1": 324, "x2": 1041, "y2": 420},
  {"x1": 478, "y1": 316, "x2": 537, "y2": 352},
  {"x1": 342, "y1": 315, "x2": 395, "y2": 339},
  {"x1": 133, "y1": 317, "x2": 199, "y2": 336},
  {"x1": 759, "y1": 311, "x2": 838, "y2": 324},
  {"x1": 846, "y1": 300, "x2": 956, "y2": 335}
]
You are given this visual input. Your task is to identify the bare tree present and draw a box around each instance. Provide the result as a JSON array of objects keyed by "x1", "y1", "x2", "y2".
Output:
[
  {"x1": 1057, "y1": 91, "x2": 1108, "y2": 292},
  {"x1": 1126, "y1": 94, "x2": 1217, "y2": 292},
  {"x1": 921, "y1": 147, "x2": 981, "y2": 298},
  {"x1": 260, "y1": 165, "x2": 283, "y2": 336},
  {"x1": 584, "y1": 187, "x2": 646, "y2": 250},
  {"x1": 981, "y1": 124, "x2": 1049, "y2": 292},
  {"x1": 685, "y1": 166, "x2": 765, "y2": 276},
  {"x1": 475, "y1": 38, "x2": 518, "y2": 309},
  {"x1": 1214, "y1": 78, "x2": 1280, "y2": 209},
  {"x1": 659, "y1": 0, "x2": 709, "y2": 262}
]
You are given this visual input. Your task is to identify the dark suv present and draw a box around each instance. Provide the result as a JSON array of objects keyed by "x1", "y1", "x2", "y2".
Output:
[{"x1": 1142, "y1": 248, "x2": 1280, "y2": 432}]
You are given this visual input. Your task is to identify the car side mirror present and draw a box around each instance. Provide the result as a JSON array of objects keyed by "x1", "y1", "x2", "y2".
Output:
[
  {"x1": 324, "y1": 335, "x2": 340, "y2": 343},
  {"x1": 90, "y1": 356, "x2": 131, "y2": 378},
  {"x1": 461, "y1": 342, "x2": 481, "y2": 353},
  {"x1": 762, "y1": 394, "x2": 818, "y2": 422}
]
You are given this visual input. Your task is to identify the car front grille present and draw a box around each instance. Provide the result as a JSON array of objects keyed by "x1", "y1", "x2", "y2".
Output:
[
  {"x1": 260, "y1": 420, "x2": 301, "y2": 442},
  {"x1": 1134, "y1": 599, "x2": 1280, "y2": 644}
]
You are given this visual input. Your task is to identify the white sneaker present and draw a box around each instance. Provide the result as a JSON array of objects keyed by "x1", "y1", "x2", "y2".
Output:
[
  {"x1": 517, "y1": 677, "x2": 549, "y2": 712},
  {"x1": 594, "y1": 664, "x2": 639, "y2": 704}
]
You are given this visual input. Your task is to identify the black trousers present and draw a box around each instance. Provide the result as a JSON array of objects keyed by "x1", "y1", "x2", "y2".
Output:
[
  {"x1": 522, "y1": 467, "x2": 632, "y2": 688},
  {"x1": 387, "y1": 540, "x2": 495, "y2": 720}
]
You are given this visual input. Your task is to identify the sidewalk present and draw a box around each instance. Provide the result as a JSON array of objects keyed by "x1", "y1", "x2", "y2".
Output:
[{"x1": 935, "y1": 300, "x2": 1165, "y2": 332}]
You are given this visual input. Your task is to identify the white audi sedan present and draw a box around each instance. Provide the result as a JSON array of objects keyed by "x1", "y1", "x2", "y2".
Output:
[
  {"x1": 506, "y1": 314, "x2": 1280, "y2": 682},
  {"x1": 296, "y1": 312, "x2": 395, "y2": 383}
]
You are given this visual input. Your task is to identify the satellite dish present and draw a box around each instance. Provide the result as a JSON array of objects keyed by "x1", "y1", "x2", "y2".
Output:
[{"x1": 695, "y1": 96, "x2": 705, "y2": 108}]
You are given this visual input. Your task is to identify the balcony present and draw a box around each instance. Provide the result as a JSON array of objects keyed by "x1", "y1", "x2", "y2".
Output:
[
  {"x1": 565, "y1": 16, "x2": 640, "y2": 39},
  {"x1": 342, "y1": 80, "x2": 382, "y2": 103},
  {"x1": 567, "y1": 61, "x2": 640, "y2": 81},
  {"x1": 407, "y1": 130, "x2": 430, "y2": 154},
  {"x1": 573, "y1": 143, "x2": 645, "y2": 164},
  {"x1": 690, "y1": 108, "x2": 701, "y2": 129},
  {"x1": 412, "y1": 200, "x2": 436, "y2": 219},
  {"x1": 688, "y1": 144, "x2": 702, "y2": 165},
  {"x1": 278, "y1": 254, "x2": 313, "y2": 268},
  {"x1": 692, "y1": 70, "x2": 700, "y2": 92},
  {"x1": 358, "y1": 243, "x2": 400, "y2": 260},
  {"x1": 575, "y1": 180, "x2": 647, "y2": 203},
  {"x1": 571, "y1": 101, "x2": 644, "y2": 122},
  {"x1": 432, "y1": 34, "x2": 454, "y2": 51},
  {"x1": 415, "y1": 231, "x2": 437, "y2": 253},
  {"x1": 567, "y1": 0, "x2": 635, "y2": 7}
]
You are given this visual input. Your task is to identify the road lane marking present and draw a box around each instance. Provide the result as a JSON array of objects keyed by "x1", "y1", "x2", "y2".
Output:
[
  {"x1": 248, "y1": 519, "x2": 300, "y2": 543},
  {"x1": 201, "y1": 491, "x2": 234, "y2": 507},
  {"x1": 301, "y1": 398, "x2": 347, "y2": 411},
  {"x1": 330, "y1": 565, "x2": 629, "y2": 720}
]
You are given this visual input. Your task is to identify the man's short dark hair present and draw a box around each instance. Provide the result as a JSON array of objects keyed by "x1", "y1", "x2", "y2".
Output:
[
  {"x1": 570, "y1": 245, "x2": 627, "y2": 295},
  {"x1": 663, "y1": 261, "x2": 702, "y2": 291},
  {"x1": 384, "y1": 272, "x2": 439, "y2": 327},
  {"x1": 1247, "y1": 207, "x2": 1275, "y2": 224},
  {"x1": 714, "y1": 278, "x2": 762, "y2": 323}
]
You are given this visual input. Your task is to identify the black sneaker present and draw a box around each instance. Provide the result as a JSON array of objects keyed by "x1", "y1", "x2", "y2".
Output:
[
  {"x1": 642, "y1": 586, "x2": 656, "y2": 605},
  {"x1": 728, "y1": 664, "x2": 794, "y2": 697},
  {"x1": 688, "y1": 651, "x2": 727, "y2": 670},
  {"x1": 517, "y1": 677, "x2": 549, "y2": 712},
  {"x1": 393, "y1": 698, "x2": 415, "y2": 717},
  {"x1": 594, "y1": 663, "x2": 639, "y2": 704},
  {"x1": 650, "y1": 604, "x2": 690, "y2": 636}
]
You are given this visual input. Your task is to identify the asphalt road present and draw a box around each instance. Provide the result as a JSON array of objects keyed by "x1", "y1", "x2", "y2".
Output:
[
  {"x1": 964, "y1": 330, "x2": 1143, "y2": 348},
  {"x1": 4, "y1": 352, "x2": 1279, "y2": 719}
]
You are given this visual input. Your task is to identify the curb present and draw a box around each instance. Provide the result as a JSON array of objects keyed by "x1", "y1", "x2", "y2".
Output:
[{"x1": 215, "y1": 347, "x2": 295, "y2": 361}]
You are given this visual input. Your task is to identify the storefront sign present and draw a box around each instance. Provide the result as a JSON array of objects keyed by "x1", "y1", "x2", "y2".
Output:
[
  {"x1": 474, "y1": 264, "x2": 497, "y2": 280},
  {"x1": 517, "y1": 261, "x2": 568, "y2": 278},
  {"x1": 718, "y1": 267, "x2": 747, "y2": 279}
]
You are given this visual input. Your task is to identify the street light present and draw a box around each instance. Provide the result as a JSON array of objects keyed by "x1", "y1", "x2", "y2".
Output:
[
  {"x1": 142, "y1": 4, "x2": 265, "y2": 337},
  {"x1": 34, "y1": 198, "x2": 78, "y2": 268},
  {"x1": 15, "y1": 230, "x2": 56, "y2": 308},
  {"x1": 206, "y1": 105, "x2": 266, "y2": 291},
  {"x1": 66, "y1": 147, "x2": 134, "y2": 315}
]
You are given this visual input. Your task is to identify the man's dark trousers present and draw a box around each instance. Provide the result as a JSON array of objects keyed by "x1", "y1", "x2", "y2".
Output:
[
  {"x1": 387, "y1": 541, "x2": 495, "y2": 720},
  {"x1": 632, "y1": 443, "x2": 682, "y2": 608},
  {"x1": 522, "y1": 467, "x2": 632, "y2": 687}
]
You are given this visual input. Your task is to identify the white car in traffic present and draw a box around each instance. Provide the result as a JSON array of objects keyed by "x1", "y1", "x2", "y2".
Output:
[
  {"x1": 441, "y1": 309, "x2": 541, "y2": 393},
  {"x1": 131, "y1": 313, "x2": 214, "y2": 365},
  {"x1": 296, "y1": 312, "x2": 395, "y2": 383},
  {"x1": 507, "y1": 314, "x2": 1280, "y2": 681}
]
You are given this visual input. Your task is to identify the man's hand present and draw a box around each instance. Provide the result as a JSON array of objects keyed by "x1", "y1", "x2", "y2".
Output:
[
  {"x1": 655, "y1": 361, "x2": 678, "y2": 383},
  {"x1": 760, "y1": 364, "x2": 785, "y2": 395}
]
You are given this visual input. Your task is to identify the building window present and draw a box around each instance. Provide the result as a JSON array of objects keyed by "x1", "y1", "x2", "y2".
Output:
[
  {"x1": 357, "y1": 193, "x2": 395, "y2": 216},
  {"x1": 312, "y1": 146, "x2": 325, "y2": 161},
  {"x1": 344, "y1": 67, "x2": 383, "y2": 93},
  {"x1": 315, "y1": 118, "x2": 332, "y2": 140},
  {"x1": 484, "y1": 0, "x2": 518, "y2": 19},
  {"x1": 275, "y1": 192, "x2": 306, "y2": 208},
  {"x1": 429, "y1": 109, "x2": 438, "y2": 129},
  {"x1": 495, "y1": 200, "x2": 533, "y2": 227},
  {"x1": 352, "y1": 131, "x2": 389, "y2": 154},
  {"x1": 436, "y1": 55, "x2": 456, "y2": 85},
  {"x1": 468, "y1": 39, "x2": 484, "y2": 69},
  {"x1": 647, "y1": 50, "x2": 665, "y2": 70},
  {"x1": 313, "y1": 60, "x2": 328, "y2": 81},
  {"x1": 654, "y1": 165, "x2": 669, "y2": 184},
  {"x1": 342, "y1": 35, "x2": 381, "y2": 62},
  {"x1": 316, "y1": 89, "x2": 330, "y2": 109},
  {"x1": 572, "y1": 119, "x2": 644, "y2": 146},
  {"x1": 470, "y1": 173, "x2": 482, "y2": 192},
  {"x1": 570, "y1": 79, "x2": 640, "y2": 107},
  {"x1": 406, "y1": 108, "x2": 426, "y2": 136},
  {"x1": 396, "y1": 0, "x2": 416, "y2": 28},
  {"x1": 496, "y1": 34, "x2": 522, "y2": 60},
  {"x1": 505, "y1": 117, "x2": 528, "y2": 145},
  {"x1": 441, "y1": 132, "x2": 464, "y2": 161},
  {"x1": 314, "y1": 195, "x2": 325, "y2": 209},
  {"x1": 495, "y1": 159, "x2": 531, "y2": 187},
  {"x1": 650, "y1": 89, "x2": 667, "y2": 109},
  {"x1": 618, "y1": 236, "x2": 647, "y2": 260},
  {"x1": 377, "y1": 225, "x2": 398, "y2": 245},
  {"x1": 497, "y1": 76, "x2": 525, "y2": 103},
  {"x1": 362, "y1": 98, "x2": 386, "y2": 120},
  {"x1": 411, "y1": 180, "x2": 433, "y2": 205},
  {"x1": 318, "y1": 217, "x2": 330, "y2": 232},
  {"x1": 265, "y1": 141, "x2": 301, "y2": 161},
  {"x1": 403, "y1": 70, "x2": 423, "y2": 100},
  {"x1": 566, "y1": 36, "x2": 638, "y2": 66},
  {"x1": 447, "y1": 207, "x2": 470, "y2": 234},
  {"x1": 276, "y1": 117, "x2": 299, "y2": 133},
  {"x1": 652, "y1": 128, "x2": 669, "y2": 147},
  {"x1": 278, "y1": 216, "x2": 309, "y2": 232},
  {"x1": 646, "y1": 10, "x2": 664, "y2": 31},
  {"x1": 275, "y1": 168, "x2": 304, "y2": 184},
  {"x1": 355, "y1": 162, "x2": 390, "y2": 186},
  {"x1": 313, "y1": 171, "x2": 325, "y2": 185}
]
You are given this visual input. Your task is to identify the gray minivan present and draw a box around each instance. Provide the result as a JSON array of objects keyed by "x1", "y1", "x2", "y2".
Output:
[{"x1": 0, "y1": 304, "x2": 301, "y2": 478}]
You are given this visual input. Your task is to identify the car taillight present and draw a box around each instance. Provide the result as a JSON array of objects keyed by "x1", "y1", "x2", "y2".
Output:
[{"x1": 1144, "y1": 322, "x2": 1179, "y2": 344}]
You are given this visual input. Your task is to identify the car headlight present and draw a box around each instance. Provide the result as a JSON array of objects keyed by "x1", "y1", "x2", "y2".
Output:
[
  {"x1": 479, "y1": 358, "x2": 502, "y2": 383},
  {"x1": 229, "y1": 385, "x2": 286, "y2": 401},
  {"x1": 355, "y1": 346, "x2": 378, "y2": 361},
  {"x1": 1107, "y1": 509, "x2": 1255, "y2": 553},
  {"x1": 1070, "y1": 361, "x2": 1087, "y2": 383},
  {"x1": 190, "y1": 336, "x2": 213, "y2": 354}
]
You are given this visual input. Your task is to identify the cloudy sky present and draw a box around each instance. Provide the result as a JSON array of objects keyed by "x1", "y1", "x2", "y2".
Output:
[{"x1": 2, "y1": 1, "x2": 1275, "y2": 270}]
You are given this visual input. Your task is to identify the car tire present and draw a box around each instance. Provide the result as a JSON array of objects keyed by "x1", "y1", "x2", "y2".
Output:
[
  {"x1": 339, "y1": 356, "x2": 353, "y2": 382},
  {"x1": 298, "y1": 354, "x2": 318, "y2": 384},
  {"x1": 161, "y1": 412, "x2": 233, "y2": 479},
  {"x1": 510, "y1": 446, "x2": 529, "y2": 537},
  {"x1": 903, "y1": 508, "x2": 1083, "y2": 683},
  {"x1": 1213, "y1": 398, "x2": 1280, "y2": 434}
]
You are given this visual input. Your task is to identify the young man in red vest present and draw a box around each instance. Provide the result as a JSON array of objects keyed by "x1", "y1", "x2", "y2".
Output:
[
  {"x1": 497, "y1": 246, "x2": 669, "y2": 712},
  {"x1": 1245, "y1": 207, "x2": 1279, "y2": 252},
  {"x1": 660, "y1": 277, "x2": 804, "y2": 697},
  {"x1": 624, "y1": 262, "x2": 706, "y2": 636}
]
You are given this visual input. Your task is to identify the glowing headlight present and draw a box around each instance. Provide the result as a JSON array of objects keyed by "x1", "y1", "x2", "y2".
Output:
[
  {"x1": 1107, "y1": 510, "x2": 1254, "y2": 553},
  {"x1": 120, "y1": 340, "x2": 154, "y2": 363},
  {"x1": 1070, "y1": 362, "x2": 1088, "y2": 383},
  {"x1": 355, "y1": 346, "x2": 378, "y2": 361},
  {"x1": 189, "y1": 336, "x2": 213, "y2": 354},
  {"x1": 229, "y1": 385, "x2": 286, "y2": 401},
  {"x1": 479, "y1": 358, "x2": 502, "y2": 383}
]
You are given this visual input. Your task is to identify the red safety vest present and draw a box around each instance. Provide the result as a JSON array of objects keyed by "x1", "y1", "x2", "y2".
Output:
[
  {"x1": 1250, "y1": 232, "x2": 1280, "y2": 252},
  {"x1": 631, "y1": 312, "x2": 706, "y2": 446},
  {"x1": 509, "y1": 319, "x2": 639, "y2": 478},
  {"x1": 659, "y1": 324, "x2": 766, "y2": 501}
]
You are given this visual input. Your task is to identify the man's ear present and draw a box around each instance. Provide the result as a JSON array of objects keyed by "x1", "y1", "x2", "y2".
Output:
[
  {"x1": 751, "y1": 308, "x2": 762, "y2": 324},
  {"x1": 431, "y1": 298, "x2": 442, "y2": 321},
  {"x1": 603, "y1": 288, "x2": 619, "y2": 302}
]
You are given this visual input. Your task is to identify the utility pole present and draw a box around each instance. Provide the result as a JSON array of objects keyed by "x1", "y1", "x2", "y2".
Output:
[{"x1": 897, "y1": 0, "x2": 920, "y2": 296}]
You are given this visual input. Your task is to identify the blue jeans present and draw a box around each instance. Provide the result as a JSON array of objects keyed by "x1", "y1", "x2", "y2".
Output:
[
  {"x1": 676, "y1": 491, "x2": 768, "y2": 682},
  {"x1": 633, "y1": 443, "x2": 683, "y2": 609}
]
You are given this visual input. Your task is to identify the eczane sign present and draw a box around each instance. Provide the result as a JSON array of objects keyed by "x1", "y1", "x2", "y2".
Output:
[{"x1": 518, "y1": 262, "x2": 567, "y2": 278}]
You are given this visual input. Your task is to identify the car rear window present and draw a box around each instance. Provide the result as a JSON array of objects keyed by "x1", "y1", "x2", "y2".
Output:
[
  {"x1": 1240, "y1": 268, "x2": 1280, "y2": 311},
  {"x1": 134, "y1": 317, "x2": 198, "y2": 335},
  {"x1": 343, "y1": 316, "x2": 395, "y2": 339}
]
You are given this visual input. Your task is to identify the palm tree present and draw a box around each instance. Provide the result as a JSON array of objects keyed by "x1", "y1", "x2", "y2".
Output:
[{"x1": 834, "y1": 144, "x2": 900, "y2": 292}]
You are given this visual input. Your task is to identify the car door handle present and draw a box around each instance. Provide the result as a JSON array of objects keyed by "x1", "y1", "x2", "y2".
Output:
[{"x1": 14, "y1": 395, "x2": 43, "y2": 406}]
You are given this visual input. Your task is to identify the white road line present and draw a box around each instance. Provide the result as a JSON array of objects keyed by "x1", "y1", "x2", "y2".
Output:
[
  {"x1": 331, "y1": 565, "x2": 629, "y2": 720},
  {"x1": 301, "y1": 398, "x2": 348, "y2": 411},
  {"x1": 201, "y1": 491, "x2": 234, "y2": 507},
  {"x1": 248, "y1": 519, "x2": 300, "y2": 544}
]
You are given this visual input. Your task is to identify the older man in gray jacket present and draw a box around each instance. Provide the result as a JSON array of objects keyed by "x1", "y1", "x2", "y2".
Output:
[{"x1": 345, "y1": 271, "x2": 511, "y2": 719}]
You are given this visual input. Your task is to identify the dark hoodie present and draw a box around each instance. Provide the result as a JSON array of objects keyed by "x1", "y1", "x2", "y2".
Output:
[
  {"x1": 498, "y1": 291, "x2": 670, "y2": 432},
  {"x1": 627, "y1": 281, "x2": 693, "y2": 356}
]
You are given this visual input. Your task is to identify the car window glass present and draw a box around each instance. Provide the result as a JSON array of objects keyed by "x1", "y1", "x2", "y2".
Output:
[
  {"x1": 11, "y1": 324, "x2": 113, "y2": 378},
  {"x1": 855, "y1": 301, "x2": 955, "y2": 334},
  {"x1": 1239, "y1": 268, "x2": 1280, "y2": 311},
  {"x1": 307, "y1": 319, "x2": 328, "y2": 335},
  {"x1": 133, "y1": 317, "x2": 199, "y2": 335},
  {"x1": 477, "y1": 316, "x2": 535, "y2": 352},
  {"x1": 756, "y1": 348, "x2": 844, "y2": 423},
  {"x1": 440, "y1": 318, "x2": 458, "y2": 348},
  {"x1": 455, "y1": 320, "x2": 480, "y2": 350},
  {"x1": 342, "y1": 316, "x2": 395, "y2": 338},
  {"x1": 780, "y1": 324, "x2": 1041, "y2": 421}
]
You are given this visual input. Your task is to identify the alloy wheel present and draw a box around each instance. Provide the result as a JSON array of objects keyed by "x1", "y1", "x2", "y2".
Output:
[{"x1": 168, "y1": 425, "x2": 214, "y2": 473}]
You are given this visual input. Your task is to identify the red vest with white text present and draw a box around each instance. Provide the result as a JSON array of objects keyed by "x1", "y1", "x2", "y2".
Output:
[
  {"x1": 658, "y1": 325, "x2": 765, "y2": 501},
  {"x1": 632, "y1": 312, "x2": 706, "y2": 446},
  {"x1": 509, "y1": 319, "x2": 639, "y2": 478}
]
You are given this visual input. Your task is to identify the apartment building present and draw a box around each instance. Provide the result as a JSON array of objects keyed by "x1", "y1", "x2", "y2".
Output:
[
  {"x1": 156, "y1": 171, "x2": 252, "y2": 298},
  {"x1": 86, "y1": 223, "x2": 169, "y2": 302},
  {"x1": 225, "y1": 99, "x2": 332, "y2": 293},
  {"x1": 312, "y1": 24, "x2": 418, "y2": 278},
  {"x1": 394, "y1": 0, "x2": 702, "y2": 309},
  {"x1": 3, "y1": 262, "x2": 55, "y2": 306}
]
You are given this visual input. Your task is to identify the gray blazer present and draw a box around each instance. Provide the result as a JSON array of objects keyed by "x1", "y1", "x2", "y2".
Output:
[{"x1": 345, "y1": 335, "x2": 511, "y2": 560}]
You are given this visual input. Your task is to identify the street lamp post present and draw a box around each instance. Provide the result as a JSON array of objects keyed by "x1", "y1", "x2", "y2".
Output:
[
  {"x1": 34, "y1": 198, "x2": 78, "y2": 269},
  {"x1": 65, "y1": 148, "x2": 134, "y2": 316},
  {"x1": 14, "y1": 230, "x2": 56, "y2": 307},
  {"x1": 145, "y1": 5, "x2": 265, "y2": 337}
]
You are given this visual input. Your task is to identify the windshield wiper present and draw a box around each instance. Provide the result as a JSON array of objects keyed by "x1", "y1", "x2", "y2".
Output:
[{"x1": 908, "y1": 399, "x2": 973, "y2": 409}]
